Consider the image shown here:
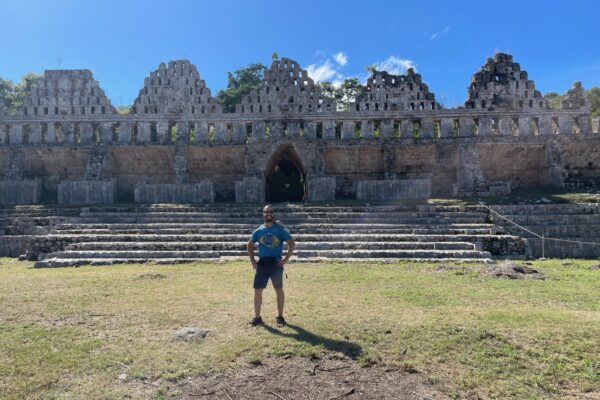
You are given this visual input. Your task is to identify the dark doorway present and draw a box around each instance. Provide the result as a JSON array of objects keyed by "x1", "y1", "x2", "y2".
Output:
[{"x1": 265, "y1": 147, "x2": 306, "y2": 203}]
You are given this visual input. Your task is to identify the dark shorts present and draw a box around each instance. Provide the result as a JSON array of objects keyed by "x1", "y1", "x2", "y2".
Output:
[{"x1": 253, "y1": 257, "x2": 284, "y2": 289}]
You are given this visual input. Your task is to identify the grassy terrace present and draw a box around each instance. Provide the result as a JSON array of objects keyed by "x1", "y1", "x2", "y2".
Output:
[{"x1": 0, "y1": 259, "x2": 598, "y2": 399}]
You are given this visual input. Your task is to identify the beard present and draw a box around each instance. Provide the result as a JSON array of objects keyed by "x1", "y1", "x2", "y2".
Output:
[{"x1": 264, "y1": 215, "x2": 274, "y2": 223}]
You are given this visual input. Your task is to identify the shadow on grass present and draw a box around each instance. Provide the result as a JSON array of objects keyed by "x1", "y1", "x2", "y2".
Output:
[{"x1": 261, "y1": 323, "x2": 363, "y2": 359}]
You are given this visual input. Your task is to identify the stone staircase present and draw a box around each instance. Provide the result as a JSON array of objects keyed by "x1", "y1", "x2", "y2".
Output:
[{"x1": 27, "y1": 204, "x2": 529, "y2": 267}]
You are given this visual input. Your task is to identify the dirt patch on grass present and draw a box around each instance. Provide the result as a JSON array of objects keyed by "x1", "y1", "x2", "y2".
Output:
[
  {"x1": 176, "y1": 355, "x2": 448, "y2": 399},
  {"x1": 484, "y1": 262, "x2": 546, "y2": 280}
]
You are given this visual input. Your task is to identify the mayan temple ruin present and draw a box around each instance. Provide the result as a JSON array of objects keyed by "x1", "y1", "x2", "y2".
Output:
[{"x1": 1, "y1": 53, "x2": 599, "y2": 264}]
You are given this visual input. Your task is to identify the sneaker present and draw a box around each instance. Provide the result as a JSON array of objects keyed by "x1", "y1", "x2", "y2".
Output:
[
  {"x1": 276, "y1": 316, "x2": 286, "y2": 327},
  {"x1": 249, "y1": 317, "x2": 263, "y2": 326}
]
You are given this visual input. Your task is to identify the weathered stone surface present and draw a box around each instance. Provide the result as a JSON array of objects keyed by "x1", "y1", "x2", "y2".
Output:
[
  {"x1": 174, "y1": 327, "x2": 209, "y2": 342},
  {"x1": 356, "y1": 178, "x2": 431, "y2": 200},
  {"x1": 135, "y1": 182, "x2": 214, "y2": 204},
  {"x1": 307, "y1": 177, "x2": 335, "y2": 202},
  {"x1": 0, "y1": 180, "x2": 42, "y2": 205},
  {"x1": 57, "y1": 180, "x2": 116, "y2": 205}
]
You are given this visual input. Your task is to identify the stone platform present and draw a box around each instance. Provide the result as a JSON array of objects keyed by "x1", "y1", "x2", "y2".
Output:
[{"x1": 0, "y1": 204, "x2": 530, "y2": 267}]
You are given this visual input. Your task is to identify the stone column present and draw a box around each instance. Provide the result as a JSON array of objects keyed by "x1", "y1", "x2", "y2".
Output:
[
  {"x1": 233, "y1": 122, "x2": 245, "y2": 143},
  {"x1": 99, "y1": 123, "x2": 112, "y2": 143},
  {"x1": 538, "y1": 115, "x2": 552, "y2": 136},
  {"x1": 440, "y1": 118, "x2": 454, "y2": 138},
  {"x1": 557, "y1": 115, "x2": 572, "y2": 136},
  {"x1": 137, "y1": 122, "x2": 151, "y2": 143},
  {"x1": 342, "y1": 121, "x2": 354, "y2": 139},
  {"x1": 459, "y1": 118, "x2": 474, "y2": 137},
  {"x1": 29, "y1": 123, "x2": 42, "y2": 144},
  {"x1": 269, "y1": 121, "x2": 282, "y2": 138},
  {"x1": 8, "y1": 124, "x2": 22, "y2": 145},
  {"x1": 118, "y1": 122, "x2": 133, "y2": 144},
  {"x1": 62, "y1": 122, "x2": 75, "y2": 144},
  {"x1": 322, "y1": 120, "x2": 335, "y2": 139},
  {"x1": 380, "y1": 119, "x2": 393, "y2": 138},
  {"x1": 194, "y1": 121, "x2": 208, "y2": 143},
  {"x1": 578, "y1": 115, "x2": 592, "y2": 135},
  {"x1": 176, "y1": 121, "x2": 189, "y2": 143},
  {"x1": 287, "y1": 122, "x2": 300, "y2": 138},
  {"x1": 156, "y1": 121, "x2": 170, "y2": 144},
  {"x1": 214, "y1": 122, "x2": 226, "y2": 142},
  {"x1": 498, "y1": 117, "x2": 512, "y2": 136},
  {"x1": 420, "y1": 118, "x2": 434, "y2": 139},
  {"x1": 518, "y1": 117, "x2": 533, "y2": 136},
  {"x1": 478, "y1": 117, "x2": 492, "y2": 136},
  {"x1": 304, "y1": 121, "x2": 316, "y2": 139},
  {"x1": 78, "y1": 122, "x2": 93, "y2": 144},
  {"x1": 253, "y1": 121, "x2": 265, "y2": 140},
  {"x1": 362, "y1": 120, "x2": 374, "y2": 139}
]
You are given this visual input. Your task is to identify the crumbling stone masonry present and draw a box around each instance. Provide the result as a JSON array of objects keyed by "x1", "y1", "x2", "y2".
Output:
[{"x1": 0, "y1": 53, "x2": 598, "y2": 205}]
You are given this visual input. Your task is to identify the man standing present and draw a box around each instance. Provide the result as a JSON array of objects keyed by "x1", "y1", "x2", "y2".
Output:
[{"x1": 247, "y1": 204, "x2": 295, "y2": 327}]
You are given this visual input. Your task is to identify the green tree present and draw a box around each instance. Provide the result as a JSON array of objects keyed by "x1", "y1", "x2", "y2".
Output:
[
  {"x1": 318, "y1": 78, "x2": 362, "y2": 111},
  {"x1": 587, "y1": 87, "x2": 600, "y2": 117},
  {"x1": 0, "y1": 73, "x2": 42, "y2": 114},
  {"x1": 544, "y1": 92, "x2": 563, "y2": 110},
  {"x1": 216, "y1": 63, "x2": 266, "y2": 113}
]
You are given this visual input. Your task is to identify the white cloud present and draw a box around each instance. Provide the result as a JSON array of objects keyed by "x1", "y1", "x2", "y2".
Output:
[
  {"x1": 334, "y1": 52, "x2": 348, "y2": 66},
  {"x1": 374, "y1": 56, "x2": 417, "y2": 75},
  {"x1": 443, "y1": 26, "x2": 450, "y2": 34},
  {"x1": 306, "y1": 61, "x2": 338, "y2": 82},
  {"x1": 429, "y1": 32, "x2": 438, "y2": 40}
]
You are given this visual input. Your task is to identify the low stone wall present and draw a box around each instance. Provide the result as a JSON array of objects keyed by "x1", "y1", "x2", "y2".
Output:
[
  {"x1": 357, "y1": 178, "x2": 431, "y2": 200},
  {"x1": 235, "y1": 177, "x2": 265, "y2": 203},
  {"x1": 307, "y1": 177, "x2": 336, "y2": 202},
  {"x1": 0, "y1": 180, "x2": 42, "y2": 205},
  {"x1": 57, "y1": 180, "x2": 116, "y2": 205},
  {"x1": 0, "y1": 235, "x2": 34, "y2": 257},
  {"x1": 135, "y1": 181, "x2": 214, "y2": 204},
  {"x1": 491, "y1": 204, "x2": 600, "y2": 258}
]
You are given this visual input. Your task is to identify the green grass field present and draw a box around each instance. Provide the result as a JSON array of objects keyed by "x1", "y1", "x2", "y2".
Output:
[{"x1": 0, "y1": 258, "x2": 598, "y2": 399}]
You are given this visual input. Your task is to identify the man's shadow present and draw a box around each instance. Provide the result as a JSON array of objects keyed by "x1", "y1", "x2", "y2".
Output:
[{"x1": 261, "y1": 323, "x2": 363, "y2": 360}]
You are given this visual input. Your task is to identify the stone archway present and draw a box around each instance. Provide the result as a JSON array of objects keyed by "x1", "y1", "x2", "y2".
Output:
[{"x1": 264, "y1": 144, "x2": 306, "y2": 203}]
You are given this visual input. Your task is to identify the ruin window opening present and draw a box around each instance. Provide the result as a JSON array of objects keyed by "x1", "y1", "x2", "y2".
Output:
[
  {"x1": 453, "y1": 119, "x2": 460, "y2": 136},
  {"x1": 410, "y1": 103, "x2": 415, "y2": 110},
  {"x1": 412, "y1": 120, "x2": 421, "y2": 139},
  {"x1": 93, "y1": 124, "x2": 100, "y2": 143},
  {"x1": 492, "y1": 118, "x2": 499, "y2": 135},
  {"x1": 191, "y1": 105, "x2": 195, "y2": 114},
  {"x1": 22, "y1": 125, "x2": 30, "y2": 144},
  {"x1": 81, "y1": 106, "x2": 85, "y2": 115},
  {"x1": 299, "y1": 122, "x2": 305, "y2": 137},
  {"x1": 298, "y1": 105, "x2": 302, "y2": 112},
  {"x1": 512, "y1": 118, "x2": 519, "y2": 136},
  {"x1": 481, "y1": 100, "x2": 486, "y2": 109},
  {"x1": 74, "y1": 123, "x2": 81, "y2": 144},
  {"x1": 374, "y1": 120, "x2": 381, "y2": 138},
  {"x1": 431, "y1": 102, "x2": 436, "y2": 110},
  {"x1": 201, "y1": 105, "x2": 205, "y2": 114},
  {"x1": 356, "y1": 104, "x2": 360, "y2": 111},
  {"x1": 375, "y1": 103, "x2": 379, "y2": 111},
  {"x1": 316, "y1": 122, "x2": 323, "y2": 138},
  {"x1": 41, "y1": 123, "x2": 48, "y2": 143},
  {"x1": 208, "y1": 123, "x2": 215, "y2": 141},
  {"x1": 250, "y1": 105, "x2": 254, "y2": 113},
  {"x1": 518, "y1": 100, "x2": 523, "y2": 108},
  {"x1": 55, "y1": 107, "x2": 59, "y2": 115},
  {"x1": 169, "y1": 123, "x2": 177, "y2": 142},
  {"x1": 572, "y1": 118, "x2": 581, "y2": 135},
  {"x1": 3, "y1": 126, "x2": 9, "y2": 145},
  {"x1": 259, "y1": 105, "x2": 263, "y2": 113},
  {"x1": 282, "y1": 123, "x2": 288, "y2": 137},
  {"x1": 150, "y1": 123, "x2": 158, "y2": 142},
  {"x1": 268, "y1": 104, "x2": 272, "y2": 112},
  {"x1": 419, "y1": 102, "x2": 424, "y2": 110},
  {"x1": 335, "y1": 122, "x2": 342, "y2": 139},
  {"x1": 384, "y1": 103, "x2": 388, "y2": 111},
  {"x1": 101, "y1": 106, "x2": 106, "y2": 114},
  {"x1": 44, "y1": 107, "x2": 48, "y2": 115},
  {"x1": 551, "y1": 117, "x2": 559, "y2": 134},
  {"x1": 529, "y1": 100, "x2": 533, "y2": 107},
  {"x1": 289, "y1": 96, "x2": 294, "y2": 103},
  {"x1": 473, "y1": 118, "x2": 479, "y2": 136},
  {"x1": 132, "y1": 123, "x2": 139, "y2": 143},
  {"x1": 531, "y1": 118, "x2": 540, "y2": 135},
  {"x1": 366, "y1": 103, "x2": 370, "y2": 111},
  {"x1": 111, "y1": 124, "x2": 120, "y2": 143},
  {"x1": 393, "y1": 121, "x2": 400, "y2": 138},
  {"x1": 317, "y1": 104, "x2": 322, "y2": 113},
  {"x1": 355, "y1": 122, "x2": 362, "y2": 139},
  {"x1": 246, "y1": 123, "x2": 252, "y2": 137},
  {"x1": 23, "y1": 108, "x2": 28, "y2": 116},
  {"x1": 433, "y1": 120, "x2": 441, "y2": 138},
  {"x1": 212, "y1": 106, "x2": 215, "y2": 113},
  {"x1": 54, "y1": 123, "x2": 62, "y2": 143}
]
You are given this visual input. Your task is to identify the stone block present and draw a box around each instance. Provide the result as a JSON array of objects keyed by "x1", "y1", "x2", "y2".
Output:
[
  {"x1": 307, "y1": 176, "x2": 335, "y2": 202},
  {"x1": 0, "y1": 180, "x2": 42, "y2": 205},
  {"x1": 235, "y1": 176, "x2": 265, "y2": 203},
  {"x1": 135, "y1": 181, "x2": 214, "y2": 204},
  {"x1": 356, "y1": 178, "x2": 432, "y2": 200},
  {"x1": 57, "y1": 180, "x2": 116, "y2": 205}
]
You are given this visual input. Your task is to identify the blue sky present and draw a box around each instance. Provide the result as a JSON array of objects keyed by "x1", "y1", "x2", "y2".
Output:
[{"x1": 1, "y1": 0, "x2": 599, "y2": 107}]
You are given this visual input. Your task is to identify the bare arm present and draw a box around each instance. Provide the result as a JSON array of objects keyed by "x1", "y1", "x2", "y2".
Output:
[
  {"x1": 247, "y1": 240, "x2": 257, "y2": 270},
  {"x1": 279, "y1": 239, "x2": 295, "y2": 267}
]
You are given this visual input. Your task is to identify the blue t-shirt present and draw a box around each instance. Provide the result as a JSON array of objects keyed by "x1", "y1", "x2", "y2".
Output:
[{"x1": 250, "y1": 223, "x2": 292, "y2": 258}]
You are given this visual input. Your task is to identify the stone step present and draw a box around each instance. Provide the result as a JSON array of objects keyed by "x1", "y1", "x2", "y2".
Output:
[
  {"x1": 35, "y1": 233, "x2": 514, "y2": 243},
  {"x1": 65, "y1": 241, "x2": 476, "y2": 251},
  {"x1": 53, "y1": 227, "x2": 496, "y2": 235},
  {"x1": 34, "y1": 256, "x2": 494, "y2": 268},
  {"x1": 78, "y1": 210, "x2": 486, "y2": 219},
  {"x1": 72, "y1": 216, "x2": 487, "y2": 224},
  {"x1": 47, "y1": 249, "x2": 492, "y2": 260}
]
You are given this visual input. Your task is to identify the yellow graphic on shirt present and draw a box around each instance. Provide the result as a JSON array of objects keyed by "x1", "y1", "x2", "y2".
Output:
[{"x1": 259, "y1": 233, "x2": 281, "y2": 249}]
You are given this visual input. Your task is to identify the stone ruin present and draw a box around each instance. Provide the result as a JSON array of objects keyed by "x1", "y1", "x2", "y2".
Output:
[{"x1": 0, "y1": 53, "x2": 598, "y2": 206}]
